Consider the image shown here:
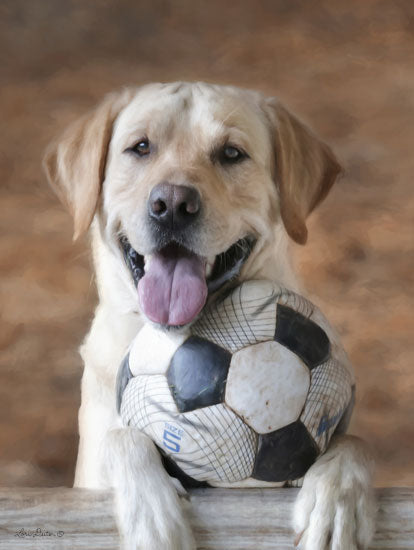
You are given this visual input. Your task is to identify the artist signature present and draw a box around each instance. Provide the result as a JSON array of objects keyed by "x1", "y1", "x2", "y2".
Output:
[{"x1": 15, "y1": 527, "x2": 64, "y2": 538}]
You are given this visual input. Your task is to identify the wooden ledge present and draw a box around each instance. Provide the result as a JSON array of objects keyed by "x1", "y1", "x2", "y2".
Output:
[{"x1": 0, "y1": 487, "x2": 413, "y2": 549}]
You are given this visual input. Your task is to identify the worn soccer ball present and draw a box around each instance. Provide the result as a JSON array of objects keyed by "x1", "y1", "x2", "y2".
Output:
[{"x1": 116, "y1": 280, "x2": 355, "y2": 487}]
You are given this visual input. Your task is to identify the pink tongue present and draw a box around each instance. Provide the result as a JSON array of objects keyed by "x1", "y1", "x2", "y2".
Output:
[{"x1": 138, "y1": 248, "x2": 208, "y2": 326}]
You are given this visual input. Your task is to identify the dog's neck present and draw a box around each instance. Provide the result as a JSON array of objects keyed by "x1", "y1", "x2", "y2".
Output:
[{"x1": 239, "y1": 224, "x2": 301, "y2": 293}]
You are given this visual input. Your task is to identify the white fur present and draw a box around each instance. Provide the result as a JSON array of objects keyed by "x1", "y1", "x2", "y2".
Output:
[
  {"x1": 293, "y1": 435, "x2": 376, "y2": 550},
  {"x1": 55, "y1": 83, "x2": 377, "y2": 550},
  {"x1": 104, "y1": 428, "x2": 196, "y2": 550}
]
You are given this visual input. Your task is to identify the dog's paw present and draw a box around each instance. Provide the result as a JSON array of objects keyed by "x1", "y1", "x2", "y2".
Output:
[
  {"x1": 116, "y1": 471, "x2": 196, "y2": 550},
  {"x1": 105, "y1": 428, "x2": 196, "y2": 550},
  {"x1": 119, "y1": 492, "x2": 196, "y2": 550},
  {"x1": 292, "y1": 435, "x2": 376, "y2": 550}
]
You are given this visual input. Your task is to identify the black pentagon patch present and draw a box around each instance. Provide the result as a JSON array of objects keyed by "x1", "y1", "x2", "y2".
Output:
[
  {"x1": 116, "y1": 352, "x2": 133, "y2": 414},
  {"x1": 157, "y1": 447, "x2": 210, "y2": 489},
  {"x1": 167, "y1": 336, "x2": 231, "y2": 413},
  {"x1": 252, "y1": 420, "x2": 319, "y2": 482},
  {"x1": 274, "y1": 304, "x2": 330, "y2": 369}
]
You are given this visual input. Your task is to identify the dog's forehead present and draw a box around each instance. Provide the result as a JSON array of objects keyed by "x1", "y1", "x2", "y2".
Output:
[{"x1": 113, "y1": 82, "x2": 270, "y2": 146}]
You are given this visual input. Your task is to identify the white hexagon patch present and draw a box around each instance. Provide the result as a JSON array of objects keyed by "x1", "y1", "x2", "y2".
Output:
[
  {"x1": 129, "y1": 324, "x2": 189, "y2": 375},
  {"x1": 225, "y1": 341, "x2": 310, "y2": 433}
]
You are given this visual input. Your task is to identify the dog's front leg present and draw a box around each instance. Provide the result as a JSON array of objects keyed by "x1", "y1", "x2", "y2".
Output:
[
  {"x1": 74, "y1": 365, "x2": 119, "y2": 489},
  {"x1": 75, "y1": 367, "x2": 195, "y2": 550},
  {"x1": 104, "y1": 427, "x2": 196, "y2": 550},
  {"x1": 292, "y1": 434, "x2": 376, "y2": 550}
]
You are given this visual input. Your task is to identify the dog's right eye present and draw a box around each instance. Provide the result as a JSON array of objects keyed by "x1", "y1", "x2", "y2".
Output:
[
  {"x1": 216, "y1": 144, "x2": 248, "y2": 165},
  {"x1": 126, "y1": 138, "x2": 151, "y2": 157}
]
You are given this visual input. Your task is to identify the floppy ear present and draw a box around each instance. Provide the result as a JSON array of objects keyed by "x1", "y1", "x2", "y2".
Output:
[
  {"x1": 266, "y1": 99, "x2": 342, "y2": 244},
  {"x1": 43, "y1": 89, "x2": 133, "y2": 240}
]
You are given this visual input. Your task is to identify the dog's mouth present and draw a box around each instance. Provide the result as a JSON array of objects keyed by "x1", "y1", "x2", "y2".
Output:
[{"x1": 119, "y1": 235, "x2": 256, "y2": 327}]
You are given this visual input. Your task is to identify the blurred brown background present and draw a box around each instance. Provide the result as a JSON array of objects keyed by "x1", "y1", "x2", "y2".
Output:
[{"x1": 0, "y1": 0, "x2": 413, "y2": 488}]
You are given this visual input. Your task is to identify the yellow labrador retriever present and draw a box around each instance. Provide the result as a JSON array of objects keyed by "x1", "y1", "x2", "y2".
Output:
[{"x1": 44, "y1": 82, "x2": 376, "y2": 550}]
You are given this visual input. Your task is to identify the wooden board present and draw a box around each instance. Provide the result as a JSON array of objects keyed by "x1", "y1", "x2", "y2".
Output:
[{"x1": 0, "y1": 487, "x2": 412, "y2": 549}]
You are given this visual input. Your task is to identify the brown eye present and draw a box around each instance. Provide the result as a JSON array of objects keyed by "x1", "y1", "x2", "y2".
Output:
[
  {"x1": 220, "y1": 145, "x2": 246, "y2": 164},
  {"x1": 129, "y1": 138, "x2": 151, "y2": 157}
]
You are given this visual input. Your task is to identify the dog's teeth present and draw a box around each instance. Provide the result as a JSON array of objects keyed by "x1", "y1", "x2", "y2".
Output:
[
  {"x1": 144, "y1": 255, "x2": 153, "y2": 269},
  {"x1": 205, "y1": 256, "x2": 216, "y2": 278}
]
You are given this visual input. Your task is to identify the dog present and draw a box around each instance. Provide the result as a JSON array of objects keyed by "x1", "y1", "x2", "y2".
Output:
[{"x1": 44, "y1": 82, "x2": 376, "y2": 550}]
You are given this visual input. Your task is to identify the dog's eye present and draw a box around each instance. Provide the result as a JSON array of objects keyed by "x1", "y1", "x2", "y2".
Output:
[
  {"x1": 220, "y1": 145, "x2": 246, "y2": 164},
  {"x1": 129, "y1": 138, "x2": 151, "y2": 157}
]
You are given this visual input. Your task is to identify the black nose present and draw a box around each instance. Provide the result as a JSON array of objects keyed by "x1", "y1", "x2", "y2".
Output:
[{"x1": 148, "y1": 183, "x2": 201, "y2": 231}]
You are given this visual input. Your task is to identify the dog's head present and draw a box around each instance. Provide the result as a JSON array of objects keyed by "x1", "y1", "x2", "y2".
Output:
[{"x1": 44, "y1": 82, "x2": 341, "y2": 327}]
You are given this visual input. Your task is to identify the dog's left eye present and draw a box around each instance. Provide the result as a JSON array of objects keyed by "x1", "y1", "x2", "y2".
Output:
[
  {"x1": 220, "y1": 145, "x2": 246, "y2": 164},
  {"x1": 127, "y1": 138, "x2": 151, "y2": 157}
]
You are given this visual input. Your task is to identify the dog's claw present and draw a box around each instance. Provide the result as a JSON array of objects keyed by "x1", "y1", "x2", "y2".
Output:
[{"x1": 294, "y1": 530, "x2": 304, "y2": 547}]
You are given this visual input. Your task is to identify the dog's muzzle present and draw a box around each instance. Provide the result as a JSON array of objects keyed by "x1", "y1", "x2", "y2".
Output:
[{"x1": 119, "y1": 234, "x2": 256, "y2": 327}]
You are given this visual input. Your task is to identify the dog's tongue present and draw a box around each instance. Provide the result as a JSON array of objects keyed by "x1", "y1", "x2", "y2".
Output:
[{"x1": 138, "y1": 246, "x2": 207, "y2": 326}]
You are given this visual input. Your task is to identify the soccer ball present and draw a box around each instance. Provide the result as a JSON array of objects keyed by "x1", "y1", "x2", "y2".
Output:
[{"x1": 116, "y1": 280, "x2": 355, "y2": 487}]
